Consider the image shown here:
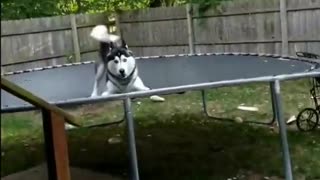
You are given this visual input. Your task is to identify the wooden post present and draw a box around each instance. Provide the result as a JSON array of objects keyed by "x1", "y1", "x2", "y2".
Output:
[
  {"x1": 42, "y1": 109, "x2": 71, "y2": 180},
  {"x1": 70, "y1": 14, "x2": 81, "y2": 62},
  {"x1": 186, "y1": 3, "x2": 195, "y2": 54},
  {"x1": 280, "y1": 0, "x2": 289, "y2": 56},
  {"x1": 1, "y1": 66, "x2": 5, "y2": 75}
]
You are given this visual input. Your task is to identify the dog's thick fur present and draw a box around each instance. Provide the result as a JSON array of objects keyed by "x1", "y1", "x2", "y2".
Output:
[{"x1": 90, "y1": 25, "x2": 164, "y2": 101}]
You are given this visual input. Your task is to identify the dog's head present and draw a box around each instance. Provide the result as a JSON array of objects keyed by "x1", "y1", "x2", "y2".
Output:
[
  {"x1": 90, "y1": 25, "x2": 136, "y2": 79},
  {"x1": 106, "y1": 40, "x2": 136, "y2": 79}
]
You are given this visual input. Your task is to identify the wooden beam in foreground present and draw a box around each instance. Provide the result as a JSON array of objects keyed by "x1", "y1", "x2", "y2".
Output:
[
  {"x1": 1, "y1": 76, "x2": 77, "y2": 180},
  {"x1": 0, "y1": 76, "x2": 80, "y2": 127},
  {"x1": 42, "y1": 109, "x2": 71, "y2": 180}
]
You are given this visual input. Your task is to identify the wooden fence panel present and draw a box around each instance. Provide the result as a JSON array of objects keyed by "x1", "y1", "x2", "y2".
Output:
[
  {"x1": 130, "y1": 46, "x2": 189, "y2": 56},
  {"x1": 194, "y1": 13, "x2": 281, "y2": 43},
  {"x1": 119, "y1": 6, "x2": 186, "y2": 22},
  {"x1": 287, "y1": 0, "x2": 320, "y2": 9},
  {"x1": 1, "y1": 30, "x2": 73, "y2": 65},
  {"x1": 1, "y1": 16, "x2": 70, "y2": 36},
  {"x1": 121, "y1": 20, "x2": 188, "y2": 47},
  {"x1": 1, "y1": 0, "x2": 320, "y2": 72},
  {"x1": 287, "y1": 8, "x2": 320, "y2": 54},
  {"x1": 1, "y1": 13, "x2": 108, "y2": 72}
]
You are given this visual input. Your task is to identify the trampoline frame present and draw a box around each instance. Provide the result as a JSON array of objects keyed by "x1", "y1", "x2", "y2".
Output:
[{"x1": 2, "y1": 52, "x2": 320, "y2": 180}]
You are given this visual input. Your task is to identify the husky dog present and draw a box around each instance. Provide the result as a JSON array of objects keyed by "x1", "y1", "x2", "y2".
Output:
[{"x1": 90, "y1": 25, "x2": 164, "y2": 102}]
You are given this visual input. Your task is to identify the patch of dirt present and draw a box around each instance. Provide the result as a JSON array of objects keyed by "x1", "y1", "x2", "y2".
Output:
[{"x1": 2, "y1": 164, "x2": 124, "y2": 180}]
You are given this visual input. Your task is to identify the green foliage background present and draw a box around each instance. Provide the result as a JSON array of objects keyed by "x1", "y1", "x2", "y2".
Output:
[{"x1": 1, "y1": 0, "x2": 231, "y2": 20}]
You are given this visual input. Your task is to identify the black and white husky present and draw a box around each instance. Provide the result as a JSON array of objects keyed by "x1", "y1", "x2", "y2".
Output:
[{"x1": 90, "y1": 25, "x2": 164, "y2": 102}]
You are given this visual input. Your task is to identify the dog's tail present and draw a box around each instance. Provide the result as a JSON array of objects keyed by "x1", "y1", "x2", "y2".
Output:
[{"x1": 90, "y1": 25, "x2": 120, "y2": 43}]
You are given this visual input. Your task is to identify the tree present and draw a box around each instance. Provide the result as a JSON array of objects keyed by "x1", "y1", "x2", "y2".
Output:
[{"x1": 1, "y1": 0, "x2": 231, "y2": 20}]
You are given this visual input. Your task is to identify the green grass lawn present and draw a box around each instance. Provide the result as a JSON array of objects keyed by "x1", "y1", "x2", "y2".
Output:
[{"x1": 1, "y1": 79, "x2": 320, "y2": 179}]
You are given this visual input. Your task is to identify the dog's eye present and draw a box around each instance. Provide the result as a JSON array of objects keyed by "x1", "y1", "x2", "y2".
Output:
[
  {"x1": 114, "y1": 60, "x2": 119, "y2": 64},
  {"x1": 123, "y1": 58, "x2": 127, "y2": 62}
]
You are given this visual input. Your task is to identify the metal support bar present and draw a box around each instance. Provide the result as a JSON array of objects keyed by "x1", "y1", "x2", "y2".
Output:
[
  {"x1": 269, "y1": 82, "x2": 278, "y2": 124},
  {"x1": 270, "y1": 80, "x2": 293, "y2": 180},
  {"x1": 42, "y1": 109, "x2": 71, "y2": 180},
  {"x1": 124, "y1": 98, "x2": 140, "y2": 180},
  {"x1": 201, "y1": 89, "x2": 276, "y2": 125}
]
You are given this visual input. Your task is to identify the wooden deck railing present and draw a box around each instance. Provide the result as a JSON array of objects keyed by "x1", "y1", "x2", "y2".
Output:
[{"x1": 1, "y1": 76, "x2": 81, "y2": 180}]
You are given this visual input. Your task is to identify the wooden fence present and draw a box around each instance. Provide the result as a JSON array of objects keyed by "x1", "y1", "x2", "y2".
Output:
[
  {"x1": 119, "y1": 0, "x2": 320, "y2": 56},
  {"x1": 1, "y1": 0, "x2": 320, "y2": 72},
  {"x1": 1, "y1": 13, "x2": 116, "y2": 72}
]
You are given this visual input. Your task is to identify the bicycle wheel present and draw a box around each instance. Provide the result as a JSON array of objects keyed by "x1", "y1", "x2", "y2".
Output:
[{"x1": 296, "y1": 108, "x2": 319, "y2": 131}]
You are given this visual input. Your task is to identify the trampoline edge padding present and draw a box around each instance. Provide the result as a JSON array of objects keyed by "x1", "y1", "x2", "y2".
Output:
[{"x1": 1, "y1": 52, "x2": 319, "y2": 112}]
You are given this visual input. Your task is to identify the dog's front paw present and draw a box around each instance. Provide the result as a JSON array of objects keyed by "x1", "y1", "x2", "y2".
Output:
[
  {"x1": 101, "y1": 91, "x2": 110, "y2": 97},
  {"x1": 150, "y1": 95, "x2": 165, "y2": 102},
  {"x1": 90, "y1": 93, "x2": 99, "y2": 98}
]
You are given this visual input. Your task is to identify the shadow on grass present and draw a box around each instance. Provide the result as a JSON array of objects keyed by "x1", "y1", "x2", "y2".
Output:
[{"x1": 67, "y1": 113, "x2": 319, "y2": 180}]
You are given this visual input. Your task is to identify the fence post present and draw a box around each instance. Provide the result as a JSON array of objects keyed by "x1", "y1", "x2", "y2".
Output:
[
  {"x1": 70, "y1": 14, "x2": 81, "y2": 62},
  {"x1": 280, "y1": 0, "x2": 289, "y2": 56},
  {"x1": 114, "y1": 12, "x2": 121, "y2": 36},
  {"x1": 186, "y1": 3, "x2": 195, "y2": 54}
]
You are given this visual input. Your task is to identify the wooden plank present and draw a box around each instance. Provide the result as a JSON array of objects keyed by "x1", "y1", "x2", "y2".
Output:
[
  {"x1": 42, "y1": 110, "x2": 71, "y2": 180},
  {"x1": 120, "y1": 19, "x2": 188, "y2": 47},
  {"x1": 0, "y1": 77, "x2": 80, "y2": 126},
  {"x1": 194, "y1": 12, "x2": 281, "y2": 44},
  {"x1": 129, "y1": 46, "x2": 189, "y2": 56},
  {"x1": 81, "y1": 51, "x2": 99, "y2": 61},
  {"x1": 119, "y1": 6, "x2": 187, "y2": 23},
  {"x1": 287, "y1": 0, "x2": 320, "y2": 9},
  {"x1": 1, "y1": 30, "x2": 73, "y2": 66},
  {"x1": 289, "y1": 42, "x2": 320, "y2": 56},
  {"x1": 1, "y1": 16, "x2": 71, "y2": 36},
  {"x1": 70, "y1": 14, "x2": 81, "y2": 62},
  {"x1": 280, "y1": 0, "x2": 289, "y2": 55},
  {"x1": 77, "y1": 27, "x2": 99, "y2": 52},
  {"x1": 75, "y1": 13, "x2": 108, "y2": 27}
]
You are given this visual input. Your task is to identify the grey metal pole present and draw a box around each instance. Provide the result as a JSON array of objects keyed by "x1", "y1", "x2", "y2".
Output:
[
  {"x1": 270, "y1": 80, "x2": 293, "y2": 180},
  {"x1": 201, "y1": 90, "x2": 208, "y2": 114},
  {"x1": 269, "y1": 82, "x2": 277, "y2": 124},
  {"x1": 124, "y1": 98, "x2": 140, "y2": 180}
]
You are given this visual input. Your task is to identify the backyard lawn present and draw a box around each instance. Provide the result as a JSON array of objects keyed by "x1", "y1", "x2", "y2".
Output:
[{"x1": 1, "y1": 79, "x2": 320, "y2": 180}]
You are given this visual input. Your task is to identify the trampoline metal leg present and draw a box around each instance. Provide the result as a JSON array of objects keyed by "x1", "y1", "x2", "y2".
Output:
[
  {"x1": 201, "y1": 90, "x2": 234, "y2": 122},
  {"x1": 269, "y1": 82, "x2": 277, "y2": 124},
  {"x1": 124, "y1": 98, "x2": 140, "y2": 180},
  {"x1": 201, "y1": 87, "x2": 276, "y2": 125},
  {"x1": 270, "y1": 80, "x2": 293, "y2": 180}
]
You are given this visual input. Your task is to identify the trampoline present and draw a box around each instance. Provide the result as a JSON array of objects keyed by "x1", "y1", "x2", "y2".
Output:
[{"x1": 2, "y1": 52, "x2": 320, "y2": 180}]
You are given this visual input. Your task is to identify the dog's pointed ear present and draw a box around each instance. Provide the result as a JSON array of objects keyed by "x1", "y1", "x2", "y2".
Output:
[
  {"x1": 110, "y1": 41, "x2": 115, "y2": 49},
  {"x1": 100, "y1": 42, "x2": 111, "y2": 63},
  {"x1": 121, "y1": 39, "x2": 128, "y2": 49}
]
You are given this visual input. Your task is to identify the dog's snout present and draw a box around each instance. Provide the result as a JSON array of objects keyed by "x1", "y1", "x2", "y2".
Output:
[{"x1": 119, "y1": 69, "x2": 125, "y2": 74}]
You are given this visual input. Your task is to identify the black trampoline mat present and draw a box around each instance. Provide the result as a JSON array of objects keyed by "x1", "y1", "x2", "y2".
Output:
[{"x1": 1, "y1": 54, "x2": 317, "y2": 110}]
